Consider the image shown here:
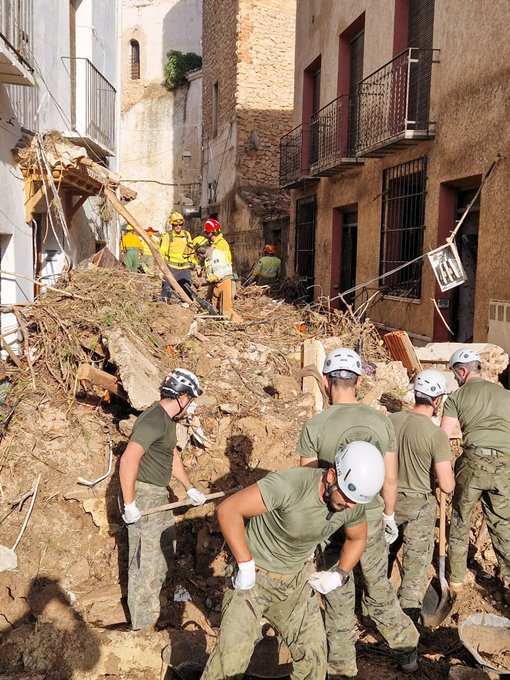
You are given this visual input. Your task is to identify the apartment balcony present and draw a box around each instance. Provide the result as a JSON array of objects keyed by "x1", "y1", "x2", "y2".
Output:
[
  {"x1": 279, "y1": 124, "x2": 316, "y2": 189},
  {"x1": 309, "y1": 95, "x2": 362, "y2": 176},
  {"x1": 356, "y1": 48, "x2": 439, "y2": 157},
  {"x1": 64, "y1": 57, "x2": 116, "y2": 157},
  {"x1": 0, "y1": 0, "x2": 34, "y2": 86}
]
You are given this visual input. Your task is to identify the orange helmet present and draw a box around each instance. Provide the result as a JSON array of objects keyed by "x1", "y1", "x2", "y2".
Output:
[
  {"x1": 204, "y1": 218, "x2": 221, "y2": 234},
  {"x1": 264, "y1": 244, "x2": 275, "y2": 254}
]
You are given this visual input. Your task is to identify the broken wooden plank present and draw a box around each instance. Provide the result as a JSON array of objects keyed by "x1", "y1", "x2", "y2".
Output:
[
  {"x1": 301, "y1": 339, "x2": 326, "y2": 412},
  {"x1": 1, "y1": 336, "x2": 21, "y2": 368},
  {"x1": 76, "y1": 364, "x2": 128, "y2": 400}
]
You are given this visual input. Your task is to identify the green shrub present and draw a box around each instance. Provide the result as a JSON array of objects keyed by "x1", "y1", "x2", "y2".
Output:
[{"x1": 164, "y1": 51, "x2": 202, "y2": 89}]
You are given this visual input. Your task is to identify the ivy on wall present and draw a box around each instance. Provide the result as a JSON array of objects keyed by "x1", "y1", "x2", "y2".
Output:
[{"x1": 164, "y1": 51, "x2": 202, "y2": 89}]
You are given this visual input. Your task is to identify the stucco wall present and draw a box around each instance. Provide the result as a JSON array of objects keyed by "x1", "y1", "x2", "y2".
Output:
[
  {"x1": 0, "y1": 0, "x2": 118, "y2": 335},
  {"x1": 290, "y1": 0, "x2": 510, "y2": 342},
  {"x1": 120, "y1": 0, "x2": 203, "y2": 231}
]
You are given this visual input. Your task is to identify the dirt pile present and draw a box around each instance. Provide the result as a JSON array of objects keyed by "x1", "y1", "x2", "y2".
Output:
[{"x1": 0, "y1": 271, "x2": 507, "y2": 679}]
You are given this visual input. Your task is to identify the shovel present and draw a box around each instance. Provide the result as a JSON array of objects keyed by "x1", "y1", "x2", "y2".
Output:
[
  {"x1": 0, "y1": 474, "x2": 41, "y2": 573},
  {"x1": 421, "y1": 490, "x2": 453, "y2": 628}
]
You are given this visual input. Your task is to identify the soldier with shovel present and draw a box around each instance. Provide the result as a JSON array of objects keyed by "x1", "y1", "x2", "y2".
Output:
[
  {"x1": 389, "y1": 370, "x2": 455, "y2": 624},
  {"x1": 119, "y1": 369, "x2": 207, "y2": 631}
]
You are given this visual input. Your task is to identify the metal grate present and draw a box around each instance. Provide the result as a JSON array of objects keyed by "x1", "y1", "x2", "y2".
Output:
[
  {"x1": 279, "y1": 124, "x2": 309, "y2": 187},
  {"x1": 356, "y1": 48, "x2": 438, "y2": 155},
  {"x1": 379, "y1": 157, "x2": 427, "y2": 298},
  {"x1": 0, "y1": 0, "x2": 34, "y2": 66},
  {"x1": 130, "y1": 40, "x2": 140, "y2": 80},
  {"x1": 309, "y1": 95, "x2": 356, "y2": 174},
  {"x1": 63, "y1": 57, "x2": 116, "y2": 153},
  {"x1": 295, "y1": 195, "x2": 316, "y2": 300}
]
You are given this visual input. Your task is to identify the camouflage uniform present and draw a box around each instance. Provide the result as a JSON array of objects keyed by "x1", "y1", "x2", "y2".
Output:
[
  {"x1": 443, "y1": 377, "x2": 510, "y2": 587},
  {"x1": 320, "y1": 516, "x2": 419, "y2": 677},
  {"x1": 127, "y1": 480, "x2": 176, "y2": 630},
  {"x1": 201, "y1": 563, "x2": 326, "y2": 680},
  {"x1": 297, "y1": 405, "x2": 418, "y2": 677},
  {"x1": 392, "y1": 493, "x2": 437, "y2": 609},
  {"x1": 449, "y1": 448, "x2": 510, "y2": 586}
]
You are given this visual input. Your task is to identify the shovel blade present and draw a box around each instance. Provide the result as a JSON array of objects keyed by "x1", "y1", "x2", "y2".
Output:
[
  {"x1": 421, "y1": 575, "x2": 453, "y2": 628},
  {"x1": 0, "y1": 545, "x2": 18, "y2": 573}
]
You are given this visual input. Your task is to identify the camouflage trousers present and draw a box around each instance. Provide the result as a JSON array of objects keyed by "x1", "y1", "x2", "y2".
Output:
[
  {"x1": 201, "y1": 563, "x2": 327, "y2": 680},
  {"x1": 127, "y1": 481, "x2": 176, "y2": 630},
  {"x1": 449, "y1": 448, "x2": 510, "y2": 586},
  {"x1": 391, "y1": 493, "x2": 437, "y2": 609},
  {"x1": 321, "y1": 515, "x2": 419, "y2": 677}
]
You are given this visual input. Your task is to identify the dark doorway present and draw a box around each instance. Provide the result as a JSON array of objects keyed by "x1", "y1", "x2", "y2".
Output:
[
  {"x1": 340, "y1": 210, "x2": 358, "y2": 308},
  {"x1": 452, "y1": 187, "x2": 479, "y2": 342},
  {"x1": 295, "y1": 195, "x2": 316, "y2": 300}
]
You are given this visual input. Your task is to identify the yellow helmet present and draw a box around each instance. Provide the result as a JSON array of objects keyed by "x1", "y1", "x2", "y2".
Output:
[
  {"x1": 125, "y1": 224, "x2": 134, "y2": 231},
  {"x1": 168, "y1": 211, "x2": 184, "y2": 226},
  {"x1": 192, "y1": 235, "x2": 208, "y2": 248}
]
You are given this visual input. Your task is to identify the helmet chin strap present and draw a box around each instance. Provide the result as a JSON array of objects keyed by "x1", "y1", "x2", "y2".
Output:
[{"x1": 172, "y1": 394, "x2": 191, "y2": 421}]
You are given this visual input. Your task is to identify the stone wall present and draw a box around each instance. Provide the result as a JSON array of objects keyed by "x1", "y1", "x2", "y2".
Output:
[
  {"x1": 201, "y1": 0, "x2": 295, "y2": 269},
  {"x1": 235, "y1": 0, "x2": 296, "y2": 187}
]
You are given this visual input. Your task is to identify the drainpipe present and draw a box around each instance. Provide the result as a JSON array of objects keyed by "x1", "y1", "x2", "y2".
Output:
[{"x1": 113, "y1": 0, "x2": 122, "y2": 259}]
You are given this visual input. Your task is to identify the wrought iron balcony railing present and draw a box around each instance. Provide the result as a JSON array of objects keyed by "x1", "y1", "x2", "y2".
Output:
[
  {"x1": 0, "y1": 0, "x2": 33, "y2": 66},
  {"x1": 65, "y1": 57, "x2": 116, "y2": 155},
  {"x1": 356, "y1": 48, "x2": 439, "y2": 157},
  {"x1": 0, "y1": 0, "x2": 34, "y2": 85},
  {"x1": 309, "y1": 94, "x2": 361, "y2": 175},
  {"x1": 279, "y1": 124, "x2": 313, "y2": 189}
]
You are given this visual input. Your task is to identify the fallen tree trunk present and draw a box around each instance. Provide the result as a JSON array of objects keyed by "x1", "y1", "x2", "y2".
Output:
[{"x1": 104, "y1": 188, "x2": 194, "y2": 305}]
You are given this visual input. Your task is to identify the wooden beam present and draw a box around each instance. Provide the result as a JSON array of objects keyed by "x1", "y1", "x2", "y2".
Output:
[
  {"x1": 104, "y1": 188, "x2": 194, "y2": 305},
  {"x1": 1, "y1": 336, "x2": 21, "y2": 368},
  {"x1": 24, "y1": 180, "x2": 46, "y2": 224},
  {"x1": 68, "y1": 194, "x2": 88, "y2": 220},
  {"x1": 76, "y1": 364, "x2": 128, "y2": 400}
]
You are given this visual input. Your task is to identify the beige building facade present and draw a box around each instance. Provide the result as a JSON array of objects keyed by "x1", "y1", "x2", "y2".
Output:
[
  {"x1": 202, "y1": 0, "x2": 296, "y2": 273},
  {"x1": 283, "y1": 0, "x2": 510, "y2": 345},
  {"x1": 120, "y1": 0, "x2": 202, "y2": 232}
]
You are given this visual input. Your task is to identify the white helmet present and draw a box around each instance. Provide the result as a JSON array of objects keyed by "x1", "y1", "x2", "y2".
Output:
[
  {"x1": 161, "y1": 368, "x2": 202, "y2": 399},
  {"x1": 334, "y1": 441, "x2": 385, "y2": 504},
  {"x1": 448, "y1": 348, "x2": 481, "y2": 369},
  {"x1": 323, "y1": 348, "x2": 363, "y2": 376},
  {"x1": 414, "y1": 369, "x2": 448, "y2": 398}
]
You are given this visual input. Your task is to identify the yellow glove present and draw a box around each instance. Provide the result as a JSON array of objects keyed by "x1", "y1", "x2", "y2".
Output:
[{"x1": 208, "y1": 275, "x2": 219, "y2": 283}]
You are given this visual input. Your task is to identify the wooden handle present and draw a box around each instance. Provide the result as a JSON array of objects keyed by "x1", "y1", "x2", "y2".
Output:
[
  {"x1": 439, "y1": 490, "x2": 447, "y2": 558},
  {"x1": 141, "y1": 489, "x2": 237, "y2": 517}
]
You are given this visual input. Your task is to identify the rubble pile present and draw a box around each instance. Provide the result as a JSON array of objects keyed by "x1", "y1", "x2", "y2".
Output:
[{"x1": 0, "y1": 270, "x2": 508, "y2": 679}]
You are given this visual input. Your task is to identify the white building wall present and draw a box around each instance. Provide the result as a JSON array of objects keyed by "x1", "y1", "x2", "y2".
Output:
[
  {"x1": 0, "y1": 0, "x2": 119, "y2": 342},
  {"x1": 120, "y1": 0, "x2": 203, "y2": 233}
]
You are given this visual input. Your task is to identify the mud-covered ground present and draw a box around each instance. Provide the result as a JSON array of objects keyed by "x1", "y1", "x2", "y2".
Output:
[{"x1": 0, "y1": 275, "x2": 507, "y2": 679}]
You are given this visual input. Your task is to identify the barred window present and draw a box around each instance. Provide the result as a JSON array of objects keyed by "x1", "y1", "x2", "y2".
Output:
[
  {"x1": 130, "y1": 40, "x2": 140, "y2": 80},
  {"x1": 379, "y1": 157, "x2": 427, "y2": 298}
]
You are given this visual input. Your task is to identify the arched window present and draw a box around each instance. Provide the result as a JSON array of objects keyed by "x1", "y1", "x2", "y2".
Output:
[{"x1": 130, "y1": 40, "x2": 140, "y2": 80}]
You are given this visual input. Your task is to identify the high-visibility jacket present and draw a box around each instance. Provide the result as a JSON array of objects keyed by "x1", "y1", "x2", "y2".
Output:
[
  {"x1": 254, "y1": 255, "x2": 281, "y2": 281},
  {"x1": 159, "y1": 229, "x2": 193, "y2": 269},
  {"x1": 213, "y1": 233, "x2": 232, "y2": 264},
  {"x1": 204, "y1": 247, "x2": 233, "y2": 282},
  {"x1": 141, "y1": 234, "x2": 160, "y2": 256},
  {"x1": 120, "y1": 232, "x2": 143, "y2": 251}
]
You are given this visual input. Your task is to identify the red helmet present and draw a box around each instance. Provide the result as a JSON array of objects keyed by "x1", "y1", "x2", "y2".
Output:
[
  {"x1": 264, "y1": 244, "x2": 275, "y2": 254},
  {"x1": 204, "y1": 218, "x2": 221, "y2": 234}
]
